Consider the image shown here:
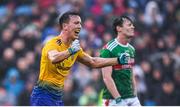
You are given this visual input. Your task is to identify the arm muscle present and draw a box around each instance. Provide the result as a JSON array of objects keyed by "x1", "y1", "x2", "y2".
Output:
[
  {"x1": 48, "y1": 50, "x2": 71, "y2": 63},
  {"x1": 77, "y1": 53, "x2": 118, "y2": 68},
  {"x1": 102, "y1": 66, "x2": 120, "y2": 98}
]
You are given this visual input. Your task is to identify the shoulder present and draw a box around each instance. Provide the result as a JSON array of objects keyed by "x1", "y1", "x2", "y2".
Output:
[
  {"x1": 46, "y1": 36, "x2": 62, "y2": 46},
  {"x1": 102, "y1": 39, "x2": 117, "y2": 51},
  {"x1": 100, "y1": 39, "x2": 117, "y2": 57},
  {"x1": 42, "y1": 36, "x2": 62, "y2": 52},
  {"x1": 128, "y1": 43, "x2": 135, "y2": 51}
]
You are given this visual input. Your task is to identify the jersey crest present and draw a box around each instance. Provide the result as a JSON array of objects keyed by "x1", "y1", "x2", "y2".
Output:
[{"x1": 56, "y1": 39, "x2": 62, "y2": 46}]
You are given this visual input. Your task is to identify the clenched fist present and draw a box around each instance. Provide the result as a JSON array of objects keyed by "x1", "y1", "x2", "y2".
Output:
[{"x1": 68, "y1": 39, "x2": 81, "y2": 55}]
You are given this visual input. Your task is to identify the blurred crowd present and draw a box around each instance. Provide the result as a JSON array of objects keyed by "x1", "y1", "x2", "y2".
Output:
[{"x1": 0, "y1": 0, "x2": 180, "y2": 106}]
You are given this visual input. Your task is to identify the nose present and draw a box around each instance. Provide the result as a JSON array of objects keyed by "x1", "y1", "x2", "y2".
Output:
[
  {"x1": 131, "y1": 24, "x2": 135, "y2": 29},
  {"x1": 79, "y1": 24, "x2": 82, "y2": 29}
]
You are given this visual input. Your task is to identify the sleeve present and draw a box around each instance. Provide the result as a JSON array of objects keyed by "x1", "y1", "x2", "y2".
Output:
[
  {"x1": 77, "y1": 48, "x2": 86, "y2": 59},
  {"x1": 131, "y1": 46, "x2": 136, "y2": 58},
  {"x1": 44, "y1": 42, "x2": 59, "y2": 55},
  {"x1": 99, "y1": 49, "x2": 112, "y2": 58},
  {"x1": 129, "y1": 44, "x2": 136, "y2": 57}
]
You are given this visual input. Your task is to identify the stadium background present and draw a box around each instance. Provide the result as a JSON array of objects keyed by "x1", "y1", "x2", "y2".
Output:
[{"x1": 0, "y1": 0, "x2": 179, "y2": 106}]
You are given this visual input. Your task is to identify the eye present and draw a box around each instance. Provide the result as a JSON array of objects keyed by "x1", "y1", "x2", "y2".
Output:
[{"x1": 74, "y1": 21, "x2": 81, "y2": 24}]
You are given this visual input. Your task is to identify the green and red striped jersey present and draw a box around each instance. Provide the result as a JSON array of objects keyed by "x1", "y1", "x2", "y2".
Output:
[{"x1": 100, "y1": 38, "x2": 136, "y2": 99}]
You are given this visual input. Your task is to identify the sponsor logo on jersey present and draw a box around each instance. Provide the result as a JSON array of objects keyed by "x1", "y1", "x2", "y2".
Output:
[
  {"x1": 54, "y1": 62, "x2": 71, "y2": 70},
  {"x1": 113, "y1": 58, "x2": 135, "y2": 70},
  {"x1": 56, "y1": 39, "x2": 62, "y2": 46}
]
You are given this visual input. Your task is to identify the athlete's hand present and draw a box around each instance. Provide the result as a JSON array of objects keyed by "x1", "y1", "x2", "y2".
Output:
[
  {"x1": 68, "y1": 39, "x2": 80, "y2": 55},
  {"x1": 117, "y1": 53, "x2": 130, "y2": 65},
  {"x1": 115, "y1": 97, "x2": 122, "y2": 104},
  {"x1": 112, "y1": 97, "x2": 126, "y2": 106}
]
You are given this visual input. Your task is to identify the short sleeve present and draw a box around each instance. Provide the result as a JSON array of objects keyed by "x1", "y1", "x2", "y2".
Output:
[
  {"x1": 44, "y1": 42, "x2": 59, "y2": 55},
  {"x1": 77, "y1": 48, "x2": 86, "y2": 59},
  {"x1": 99, "y1": 49, "x2": 112, "y2": 58}
]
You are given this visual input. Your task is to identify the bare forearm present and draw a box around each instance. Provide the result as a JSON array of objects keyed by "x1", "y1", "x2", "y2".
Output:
[
  {"x1": 104, "y1": 78, "x2": 120, "y2": 98},
  {"x1": 91, "y1": 57, "x2": 118, "y2": 68},
  {"x1": 48, "y1": 50, "x2": 71, "y2": 63},
  {"x1": 132, "y1": 73, "x2": 137, "y2": 95}
]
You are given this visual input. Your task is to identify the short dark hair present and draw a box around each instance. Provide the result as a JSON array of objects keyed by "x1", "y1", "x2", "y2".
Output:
[
  {"x1": 112, "y1": 16, "x2": 133, "y2": 35},
  {"x1": 58, "y1": 11, "x2": 80, "y2": 29}
]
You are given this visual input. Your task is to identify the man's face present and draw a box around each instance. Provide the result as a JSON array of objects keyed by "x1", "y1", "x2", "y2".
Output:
[
  {"x1": 119, "y1": 18, "x2": 135, "y2": 38},
  {"x1": 64, "y1": 15, "x2": 82, "y2": 40}
]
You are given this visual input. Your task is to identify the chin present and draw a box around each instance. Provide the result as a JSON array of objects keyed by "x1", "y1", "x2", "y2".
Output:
[
  {"x1": 75, "y1": 36, "x2": 79, "y2": 39},
  {"x1": 73, "y1": 36, "x2": 79, "y2": 40}
]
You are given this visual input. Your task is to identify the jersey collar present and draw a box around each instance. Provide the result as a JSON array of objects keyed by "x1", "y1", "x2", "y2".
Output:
[{"x1": 115, "y1": 38, "x2": 129, "y2": 47}]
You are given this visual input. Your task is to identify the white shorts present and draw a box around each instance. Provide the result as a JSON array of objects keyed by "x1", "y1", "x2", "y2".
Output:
[{"x1": 102, "y1": 97, "x2": 141, "y2": 106}]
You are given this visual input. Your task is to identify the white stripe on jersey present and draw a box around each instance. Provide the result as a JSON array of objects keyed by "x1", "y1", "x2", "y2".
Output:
[
  {"x1": 107, "y1": 41, "x2": 117, "y2": 51},
  {"x1": 109, "y1": 44, "x2": 118, "y2": 51},
  {"x1": 107, "y1": 41, "x2": 116, "y2": 50},
  {"x1": 128, "y1": 44, "x2": 135, "y2": 51}
]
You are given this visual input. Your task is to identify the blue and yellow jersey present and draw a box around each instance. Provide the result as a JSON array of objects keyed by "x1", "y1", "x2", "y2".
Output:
[{"x1": 37, "y1": 36, "x2": 85, "y2": 95}]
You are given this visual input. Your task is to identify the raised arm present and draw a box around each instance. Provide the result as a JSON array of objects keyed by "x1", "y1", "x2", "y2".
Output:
[
  {"x1": 48, "y1": 50, "x2": 71, "y2": 63},
  {"x1": 48, "y1": 39, "x2": 81, "y2": 63},
  {"x1": 77, "y1": 51, "x2": 131, "y2": 68},
  {"x1": 77, "y1": 52, "x2": 119, "y2": 68}
]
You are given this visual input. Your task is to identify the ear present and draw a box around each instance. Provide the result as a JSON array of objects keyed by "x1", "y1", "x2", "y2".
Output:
[
  {"x1": 116, "y1": 26, "x2": 122, "y2": 32},
  {"x1": 62, "y1": 23, "x2": 68, "y2": 30}
]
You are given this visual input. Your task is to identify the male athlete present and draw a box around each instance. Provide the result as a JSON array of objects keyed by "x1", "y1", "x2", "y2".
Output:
[
  {"x1": 30, "y1": 11, "x2": 129, "y2": 106},
  {"x1": 100, "y1": 16, "x2": 141, "y2": 106}
]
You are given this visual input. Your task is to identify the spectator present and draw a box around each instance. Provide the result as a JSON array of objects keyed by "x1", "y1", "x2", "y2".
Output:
[
  {"x1": 156, "y1": 79, "x2": 179, "y2": 105},
  {"x1": 143, "y1": 1, "x2": 163, "y2": 27},
  {"x1": 3, "y1": 68, "x2": 24, "y2": 105},
  {"x1": 17, "y1": 80, "x2": 34, "y2": 106}
]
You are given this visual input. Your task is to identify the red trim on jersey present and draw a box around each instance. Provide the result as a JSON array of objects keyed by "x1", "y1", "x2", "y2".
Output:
[
  {"x1": 103, "y1": 44, "x2": 108, "y2": 49},
  {"x1": 113, "y1": 64, "x2": 123, "y2": 70},
  {"x1": 113, "y1": 63, "x2": 134, "y2": 70},
  {"x1": 105, "y1": 99, "x2": 110, "y2": 106}
]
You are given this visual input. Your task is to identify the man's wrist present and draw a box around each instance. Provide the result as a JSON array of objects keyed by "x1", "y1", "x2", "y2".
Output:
[
  {"x1": 117, "y1": 57, "x2": 120, "y2": 64},
  {"x1": 68, "y1": 48, "x2": 74, "y2": 55},
  {"x1": 117, "y1": 57, "x2": 124, "y2": 65},
  {"x1": 115, "y1": 96, "x2": 122, "y2": 104}
]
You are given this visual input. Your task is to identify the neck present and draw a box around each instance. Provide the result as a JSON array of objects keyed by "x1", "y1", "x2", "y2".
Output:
[
  {"x1": 59, "y1": 31, "x2": 72, "y2": 45},
  {"x1": 116, "y1": 34, "x2": 129, "y2": 45}
]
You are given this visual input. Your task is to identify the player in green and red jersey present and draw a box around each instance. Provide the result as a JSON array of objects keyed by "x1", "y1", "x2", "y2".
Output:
[{"x1": 100, "y1": 16, "x2": 141, "y2": 106}]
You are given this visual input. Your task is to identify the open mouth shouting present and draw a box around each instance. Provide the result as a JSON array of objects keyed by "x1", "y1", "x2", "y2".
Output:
[{"x1": 74, "y1": 29, "x2": 81, "y2": 35}]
